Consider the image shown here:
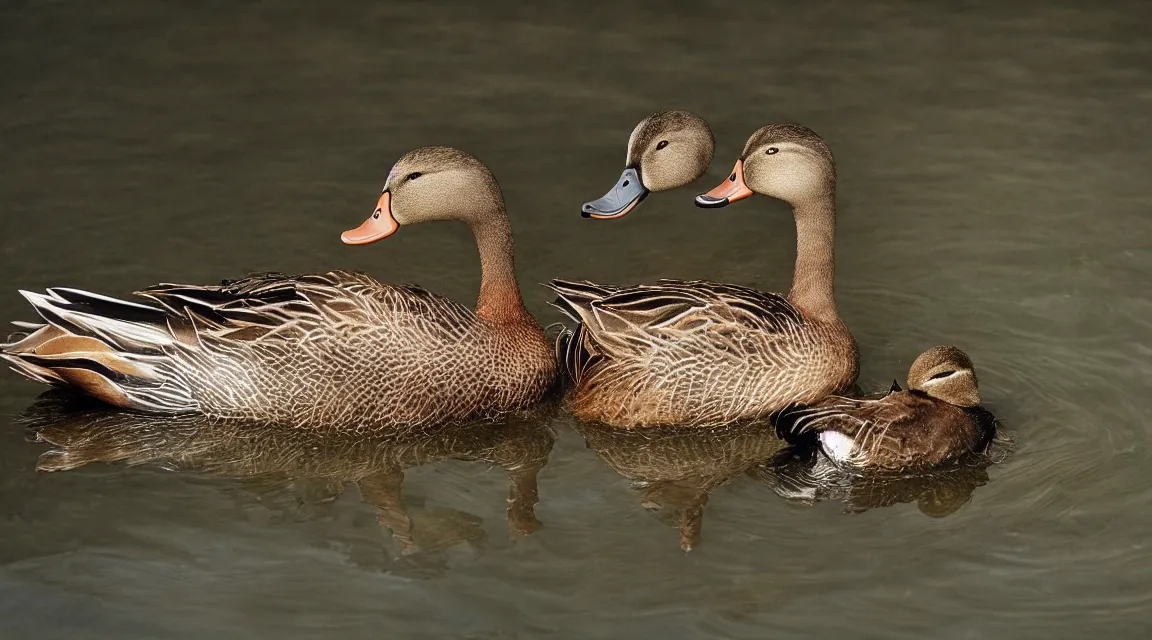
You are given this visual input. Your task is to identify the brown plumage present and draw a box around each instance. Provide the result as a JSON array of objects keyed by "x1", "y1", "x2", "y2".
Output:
[
  {"x1": 2, "y1": 147, "x2": 559, "y2": 431},
  {"x1": 23, "y1": 392, "x2": 556, "y2": 550},
  {"x1": 554, "y1": 122, "x2": 858, "y2": 428},
  {"x1": 776, "y1": 346, "x2": 999, "y2": 472}
]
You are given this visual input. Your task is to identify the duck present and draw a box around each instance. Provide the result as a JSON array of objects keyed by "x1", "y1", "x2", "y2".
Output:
[
  {"x1": 775, "y1": 346, "x2": 999, "y2": 472},
  {"x1": 2, "y1": 146, "x2": 558, "y2": 431},
  {"x1": 551, "y1": 121, "x2": 858, "y2": 428},
  {"x1": 579, "y1": 109, "x2": 715, "y2": 219}
]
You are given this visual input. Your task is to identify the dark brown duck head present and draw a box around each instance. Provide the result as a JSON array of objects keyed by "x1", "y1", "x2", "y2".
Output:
[
  {"x1": 581, "y1": 110, "x2": 715, "y2": 219},
  {"x1": 906, "y1": 345, "x2": 981, "y2": 408}
]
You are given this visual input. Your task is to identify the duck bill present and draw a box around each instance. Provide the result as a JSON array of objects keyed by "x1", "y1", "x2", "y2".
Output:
[
  {"x1": 580, "y1": 167, "x2": 649, "y2": 219},
  {"x1": 694, "y1": 159, "x2": 753, "y2": 208},
  {"x1": 341, "y1": 191, "x2": 399, "y2": 245}
]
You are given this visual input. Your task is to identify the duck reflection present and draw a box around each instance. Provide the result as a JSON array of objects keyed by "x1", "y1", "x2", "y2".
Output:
[
  {"x1": 574, "y1": 421, "x2": 785, "y2": 551},
  {"x1": 20, "y1": 391, "x2": 556, "y2": 566},
  {"x1": 754, "y1": 443, "x2": 996, "y2": 517},
  {"x1": 576, "y1": 420, "x2": 1000, "y2": 548}
]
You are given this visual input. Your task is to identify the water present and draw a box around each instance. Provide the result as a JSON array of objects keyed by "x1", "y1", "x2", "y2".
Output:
[{"x1": 2, "y1": 0, "x2": 1151, "y2": 637}]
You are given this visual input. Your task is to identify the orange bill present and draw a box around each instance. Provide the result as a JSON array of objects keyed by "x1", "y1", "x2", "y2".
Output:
[
  {"x1": 694, "y1": 159, "x2": 754, "y2": 208},
  {"x1": 341, "y1": 191, "x2": 399, "y2": 245}
]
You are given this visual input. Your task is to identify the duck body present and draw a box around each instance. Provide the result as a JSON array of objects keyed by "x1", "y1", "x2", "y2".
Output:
[
  {"x1": 552, "y1": 278, "x2": 857, "y2": 428},
  {"x1": 2, "y1": 147, "x2": 558, "y2": 430},
  {"x1": 5, "y1": 271, "x2": 556, "y2": 431},
  {"x1": 784, "y1": 390, "x2": 996, "y2": 471}
]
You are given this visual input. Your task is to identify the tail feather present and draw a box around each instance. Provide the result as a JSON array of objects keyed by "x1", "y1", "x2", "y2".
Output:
[
  {"x1": 20, "y1": 289, "x2": 174, "y2": 353},
  {"x1": 548, "y1": 297, "x2": 583, "y2": 324},
  {"x1": 545, "y1": 281, "x2": 620, "y2": 386},
  {"x1": 45, "y1": 365, "x2": 134, "y2": 407},
  {"x1": 547, "y1": 279, "x2": 617, "y2": 306},
  {"x1": 28, "y1": 333, "x2": 160, "y2": 379},
  {"x1": 18, "y1": 291, "x2": 92, "y2": 340},
  {"x1": 554, "y1": 323, "x2": 598, "y2": 386},
  {"x1": 3, "y1": 354, "x2": 67, "y2": 385},
  {"x1": 547, "y1": 280, "x2": 614, "y2": 327},
  {"x1": 48, "y1": 287, "x2": 170, "y2": 320},
  {"x1": 5, "y1": 287, "x2": 197, "y2": 413}
]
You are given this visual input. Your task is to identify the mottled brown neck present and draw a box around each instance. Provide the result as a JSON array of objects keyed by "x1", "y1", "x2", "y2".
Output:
[
  {"x1": 787, "y1": 191, "x2": 840, "y2": 323},
  {"x1": 471, "y1": 214, "x2": 532, "y2": 325}
]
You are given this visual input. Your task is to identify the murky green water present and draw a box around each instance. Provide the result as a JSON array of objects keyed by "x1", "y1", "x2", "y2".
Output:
[{"x1": 2, "y1": 1, "x2": 1150, "y2": 637}]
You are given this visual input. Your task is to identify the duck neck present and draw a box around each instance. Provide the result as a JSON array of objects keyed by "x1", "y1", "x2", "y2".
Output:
[
  {"x1": 787, "y1": 189, "x2": 840, "y2": 324},
  {"x1": 470, "y1": 212, "x2": 532, "y2": 325}
]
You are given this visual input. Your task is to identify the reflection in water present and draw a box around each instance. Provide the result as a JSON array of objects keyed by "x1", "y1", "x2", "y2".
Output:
[
  {"x1": 574, "y1": 422, "x2": 784, "y2": 551},
  {"x1": 756, "y1": 443, "x2": 998, "y2": 518},
  {"x1": 20, "y1": 391, "x2": 555, "y2": 573},
  {"x1": 577, "y1": 420, "x2": 1002, "y2": 551}
]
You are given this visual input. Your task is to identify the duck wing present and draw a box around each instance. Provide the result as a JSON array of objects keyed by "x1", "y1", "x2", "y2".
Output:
[
  {"x1": 548, "y1": 278, "x2": 804, "y2": 385},
  {"x1": 138, "y1": 269, "x2": 475, "y2": 341}
]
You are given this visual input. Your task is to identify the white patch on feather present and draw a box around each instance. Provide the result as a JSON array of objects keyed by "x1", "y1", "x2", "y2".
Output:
[{"x1": 819, "y1": 431, "x2": 858, "y2": 464}]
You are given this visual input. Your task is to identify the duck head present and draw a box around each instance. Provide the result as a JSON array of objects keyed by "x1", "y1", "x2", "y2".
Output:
[
  {"x1": 581, "y1": 110, "x2": 715, "y2": 219},
  {"x1": 907, "y1": 346, "x2": 981, "y2": 408},
  {"x1": 695, "y1": 123, "x2": 836, "y2": 209},
  {"x1": 343, "y1": 146, "x2": 504, "y2": 244}
]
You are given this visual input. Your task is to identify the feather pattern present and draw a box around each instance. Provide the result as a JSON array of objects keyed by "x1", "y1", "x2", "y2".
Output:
[
  {"x1": 548, "y1": 278, "x2": 857, "y2": 428},
  {"x1": 3, "y1": 270, "x2": 558, "y2": 432}
]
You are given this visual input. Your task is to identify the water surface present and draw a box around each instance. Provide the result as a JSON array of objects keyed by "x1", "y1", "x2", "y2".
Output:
[{"x1": 2, "y1": 1, "x2": 1151, "y2": 638}]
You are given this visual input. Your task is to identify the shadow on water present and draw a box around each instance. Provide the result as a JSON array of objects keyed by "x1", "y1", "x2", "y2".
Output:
[{"x1": 18, "y1": 391, "x2": 557, "y2": 578}]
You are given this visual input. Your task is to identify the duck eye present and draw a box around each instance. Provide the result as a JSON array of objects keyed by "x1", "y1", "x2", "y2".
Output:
[
  {"x1": 928, "y1": 370, "x2": 955, "y2": 380},
  {"x1": 656, "y1": 140, "x2": 669, "y2": 150},
  {"x1": 406, "y1": 172, "x2": 422, "y2": 181},
  {"x1": 766, "y1": 147, "x2": 779, "y2": 155}
]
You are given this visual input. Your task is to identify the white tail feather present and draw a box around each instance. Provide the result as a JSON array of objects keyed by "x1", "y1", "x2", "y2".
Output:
[{"x1": 21, "y1": 290, "x2": 175, "y2": 350}]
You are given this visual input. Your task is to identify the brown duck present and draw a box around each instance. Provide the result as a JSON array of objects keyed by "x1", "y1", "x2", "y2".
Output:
[
  {"x1": 2, "y1": 147, "x2": 558, "y2": 430},
  {"x1": 553, "y1": 121, "x2": 858, "y2": 428},
  {"x1": 776, "y1": 346, "x2": 999, "y2": 472}
]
